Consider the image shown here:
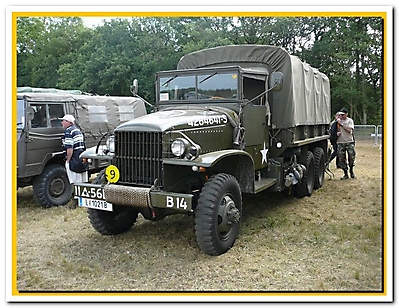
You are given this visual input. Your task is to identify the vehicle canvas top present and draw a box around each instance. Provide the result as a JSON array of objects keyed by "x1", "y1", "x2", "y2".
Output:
[
  {"x1": 17, "y1": 86, "x2": 83, "y2": 95},
  {"x1": 20, "y1": 92, "x2": 147, "y2": 139},
  {"x1": 177, "y1": 44, "x2": 331, "y2": 128},
  {"x1": 72, "y1": 94, "x2": 147, "y2": 138}
]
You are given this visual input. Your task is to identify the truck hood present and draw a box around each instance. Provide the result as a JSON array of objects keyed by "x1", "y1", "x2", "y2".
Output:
[{"x1": 115, "y1": 106, "x2": 239, "y2": 132}]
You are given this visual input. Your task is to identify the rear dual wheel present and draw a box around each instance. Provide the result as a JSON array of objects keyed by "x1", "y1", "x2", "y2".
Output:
[
  {"x1": 296, "y1": 151, "x2": 315, "y2": 198},
  {"x1": 313, "y1": 147, "x2": 325, "y2": 189}
]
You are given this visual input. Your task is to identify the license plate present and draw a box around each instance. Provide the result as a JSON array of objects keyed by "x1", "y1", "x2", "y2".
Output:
[
  {"x1": 150, "y1": 191, "x2": 193, "y2": 212},
  {"x1": 74, "y1": 184, "x2": 113, "y2": 211},
  {"x1": 78, "y1": 197, "x2": 113, "y2": 211}
]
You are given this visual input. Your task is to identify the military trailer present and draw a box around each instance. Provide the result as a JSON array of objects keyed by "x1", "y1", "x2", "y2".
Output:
[
  {"x1": 17, "y1": 91, "x2": 147, "y2": 208},
  {"x1": 74, "y1": 45, "x2": 331, "y2": 255}
]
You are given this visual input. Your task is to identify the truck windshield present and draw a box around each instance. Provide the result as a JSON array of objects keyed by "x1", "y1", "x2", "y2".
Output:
[{"x1": 159, "y1": 72, "x2": 238, "y2": 101}]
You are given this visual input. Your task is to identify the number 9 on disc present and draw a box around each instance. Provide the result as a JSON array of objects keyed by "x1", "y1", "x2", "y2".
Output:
[{"x1": 105, "y1": 165, "x2": 120, "y2": 183}]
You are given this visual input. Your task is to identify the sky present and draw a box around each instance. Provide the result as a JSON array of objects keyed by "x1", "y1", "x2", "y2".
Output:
[{"x1": 82, "y1": 17, "x2": 112, "y2": 28}]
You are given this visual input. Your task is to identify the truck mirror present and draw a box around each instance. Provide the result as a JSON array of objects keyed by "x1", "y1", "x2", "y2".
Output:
[
  {"x1": 26, "y1": 106, "x2": 35, "y2": 121},
  {"x1": 130, "y1": 79, "x2": 138, "y2": 95},
  {"x1": 269, "y1": 72, "x2": 283, "y2": 91}
]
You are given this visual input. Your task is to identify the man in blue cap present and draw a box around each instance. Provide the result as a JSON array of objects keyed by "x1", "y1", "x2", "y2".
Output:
[{"x1": 336, "y1": 108, "x2": 356, "y2": 179}]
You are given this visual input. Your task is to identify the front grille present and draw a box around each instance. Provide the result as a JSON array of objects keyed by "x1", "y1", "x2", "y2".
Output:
[{"x1": 115, "y1": 131, "x2": 163, "y2": 186}]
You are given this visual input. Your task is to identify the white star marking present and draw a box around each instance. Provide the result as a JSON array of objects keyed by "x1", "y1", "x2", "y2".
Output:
[{"x1": 260, "y1": 142, "x2": 268, "y2": 164}]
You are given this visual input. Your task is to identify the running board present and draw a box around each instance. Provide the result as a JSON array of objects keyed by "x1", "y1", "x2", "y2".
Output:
[{"x1": 254, "y1": 178, "x2": 277, "y2": 194}]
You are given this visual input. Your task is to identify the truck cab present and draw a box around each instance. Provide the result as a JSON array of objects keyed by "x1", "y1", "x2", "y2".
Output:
[{"x1": 153, "y1": 65, "x2": 280, "y2": 190}]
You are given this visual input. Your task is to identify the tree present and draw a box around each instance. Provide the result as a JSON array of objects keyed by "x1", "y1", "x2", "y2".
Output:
[
  {"x1": 16, "y1": 16, "x2": 383, "y2": 124},
  {"x1": 17, "y1": 17, "x2": 91, "y2": 89}
]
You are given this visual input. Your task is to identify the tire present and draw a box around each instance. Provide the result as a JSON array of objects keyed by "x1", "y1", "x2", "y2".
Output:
[
  {"x1": 32, "y1": 164, "x2": 72, "y2": 208},
  {"x1": 296, "y1": 151, "x2": 315, "y2": 198},
  {"x1": 195, "y1": 173, "x2": 242, "y2": 256},
  {"x1": 87, "y1": 170, "x2": 138, "y2": 235},
  {"x1": 313, "y1": 147, "x2": 325, "y2": 189}
]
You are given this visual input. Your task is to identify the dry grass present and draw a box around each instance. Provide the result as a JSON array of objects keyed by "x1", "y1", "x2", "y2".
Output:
[{"x1": 15, "y1": 141, "x2": 384, "y2": 297}]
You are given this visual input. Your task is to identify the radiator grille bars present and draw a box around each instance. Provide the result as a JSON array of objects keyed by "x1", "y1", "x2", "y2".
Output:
[{"x1": 115, "y1": 131, "x2": 163, "y2": 186}]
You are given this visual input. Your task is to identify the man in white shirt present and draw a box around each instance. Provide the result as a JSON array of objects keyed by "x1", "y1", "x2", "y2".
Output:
[
  {"x1": 60, "y1": 114, "x2": 89, "y2": 207},
  {"x1": 336, "y1": 108, "x2": 356, "y2": 179}
]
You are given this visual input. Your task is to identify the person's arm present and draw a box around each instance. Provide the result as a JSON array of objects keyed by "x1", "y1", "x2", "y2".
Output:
[
  {"x1": 337, "y1": 119, "x2": 353, "y2": 133},
  {"x1": 340, "y1": 124, "x2": 352, "y2": 133},
  {"x1": 66, "y1": 148, "x2": 73, "y2": 162}
]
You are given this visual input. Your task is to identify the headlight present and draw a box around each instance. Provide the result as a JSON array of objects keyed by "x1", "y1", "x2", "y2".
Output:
[
  {"x1": 105, "y1": 135, "x2": 115, "y2": 153},
  {"x1": 171, "y1": 138, "x2": 190, "y2": 157}
]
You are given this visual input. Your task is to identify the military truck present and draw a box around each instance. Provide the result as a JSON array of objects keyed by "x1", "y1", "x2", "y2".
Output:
[
  {"x1": 74, "y1": 45, "x2": 331, "y2": 256},
  {"x1": 17, "y1": 91, "x2": 147, "y2": 208}
]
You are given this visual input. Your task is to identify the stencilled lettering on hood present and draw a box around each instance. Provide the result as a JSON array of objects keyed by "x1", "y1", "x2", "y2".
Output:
[{"x1": 188, "y1": 114, "x2": 228, "y2": 127}]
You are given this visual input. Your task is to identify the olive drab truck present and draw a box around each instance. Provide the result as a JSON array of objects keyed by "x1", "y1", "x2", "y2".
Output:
[
  {"x1": 74, "y1": 45, "x2": 331, "y2": 256},
  {"x1": 17, "y1": 90, "x2": 147, "y2": 208}
]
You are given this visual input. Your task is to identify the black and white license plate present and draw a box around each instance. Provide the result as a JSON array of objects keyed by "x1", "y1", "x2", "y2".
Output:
[
  {"x1": 78, "y1": 197, "x2": 113, "y2": 211},
  {"x1": 74, "y1": 184, "x2": 113, "y2": 211}
]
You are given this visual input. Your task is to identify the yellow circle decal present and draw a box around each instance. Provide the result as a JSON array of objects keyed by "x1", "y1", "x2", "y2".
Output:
[{"x1": 105, "y1": 165, "x2": 120, "y2": 183}]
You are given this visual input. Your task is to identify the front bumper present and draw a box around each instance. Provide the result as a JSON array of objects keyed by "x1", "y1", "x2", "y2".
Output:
[{"x1": 74, "y1": 183, "x2": 193, "y2": 212}]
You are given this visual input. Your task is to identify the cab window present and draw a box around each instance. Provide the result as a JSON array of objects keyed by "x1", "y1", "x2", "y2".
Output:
[{"x1": 30, "y1": 103, "x2": 64, "y2": 128}]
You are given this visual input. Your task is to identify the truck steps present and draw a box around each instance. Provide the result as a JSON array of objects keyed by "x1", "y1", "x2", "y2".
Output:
[{"x1": 254, "y1": 178, "x2": 277, "y2": 194}]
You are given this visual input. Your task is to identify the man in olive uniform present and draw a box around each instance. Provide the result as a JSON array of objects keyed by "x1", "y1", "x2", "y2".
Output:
[{"x1": 336, "y1": 108, "x2": 356, "y2": 179}]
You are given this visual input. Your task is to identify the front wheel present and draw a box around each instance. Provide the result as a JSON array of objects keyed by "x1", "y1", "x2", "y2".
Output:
[
  {"x1": 32, "y1": 164, "x2": 72, "y2": 208},
  {"x1": 87, "y1": 170, "x2": 139, "y2": 235},
  {"x1": 195, "y1": 173, "x2": 242, "y2": 256}
]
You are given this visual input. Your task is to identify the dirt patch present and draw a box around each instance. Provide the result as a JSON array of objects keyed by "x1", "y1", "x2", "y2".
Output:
[{"x1": 15, "y1": 142, "x2": 384, "y2": 294}]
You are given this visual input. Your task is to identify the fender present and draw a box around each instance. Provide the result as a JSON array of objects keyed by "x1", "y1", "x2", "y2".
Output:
[
  {"x1": 79, "y1": 144, "x2": 112, "y2": 161},
  {"x1": 163, "y1": 149, "x2": 254, "y2": 168},
  {"x1": 164, "y1": 150, "x2": 256, "y2": 193},
  {"x1": 79, "y1": 144, "x2": 113, "y2": 172}
]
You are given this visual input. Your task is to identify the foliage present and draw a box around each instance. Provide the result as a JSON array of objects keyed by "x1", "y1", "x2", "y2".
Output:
[{"x1": 16, "y1": 16, "x2": 383, "y2": 125}]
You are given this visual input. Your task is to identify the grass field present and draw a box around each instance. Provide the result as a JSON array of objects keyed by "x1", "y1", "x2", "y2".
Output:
[{"x1": 15, "y1": 141, "x2": 385, "y2": 297}]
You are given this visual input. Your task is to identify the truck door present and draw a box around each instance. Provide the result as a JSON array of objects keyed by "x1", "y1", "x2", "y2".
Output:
[
  {"x1": 23, "y1": 102, "x2": 66, "y2": 177},
  {"x1": 17, "y1": 97, "x2": 28, "y2": 178},
  {"x1": 241, "y1": 76, "x2": 270, "y2": 170}
]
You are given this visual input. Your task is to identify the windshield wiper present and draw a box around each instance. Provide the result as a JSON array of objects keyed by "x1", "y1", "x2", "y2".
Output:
[
  {"x1": 199, "y1": 72, "x2": 217, "y2": 84},
  {"x1": 161, "y1": 75, "x2": 178, "y2": 87}
]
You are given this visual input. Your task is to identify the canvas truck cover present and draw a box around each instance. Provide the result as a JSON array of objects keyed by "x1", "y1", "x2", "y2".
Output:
[
  {"x1": 17, "y1": 86, "x2": 83, "y2": 95},
  {"x1": 20, "y1": 92, "x2": 147, "y2": 139},
  {"x1": 177, "y1": 45, "x2": 331, "y2": 129},
  {"x1": 71, "y1": 94, "x2": 147, "y2": 138}
]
